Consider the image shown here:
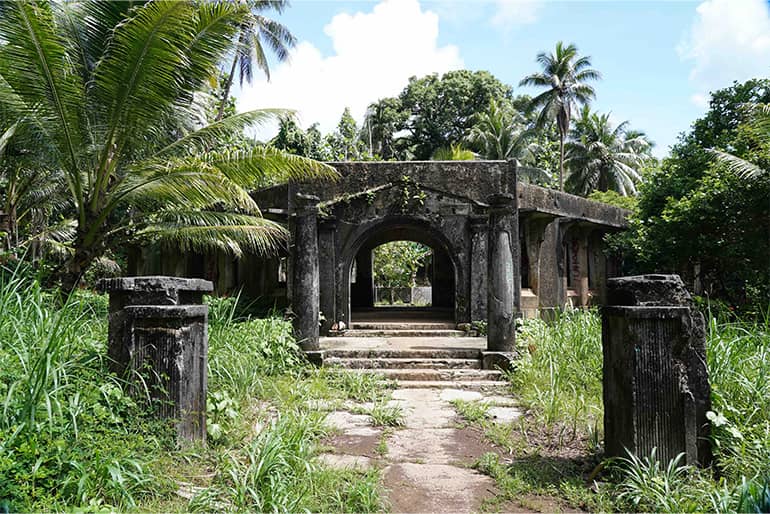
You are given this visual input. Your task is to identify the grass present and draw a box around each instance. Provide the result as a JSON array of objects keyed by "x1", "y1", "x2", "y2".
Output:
[
  {"x1": 484, "y1": 307, "x2": 770, "y2": 513},
  {"x1": 367, "y1": 401, "x2": 405, "y2": 427},
  {"x1": 0, "y1": 270, "x2": 388, "y2": 512}
]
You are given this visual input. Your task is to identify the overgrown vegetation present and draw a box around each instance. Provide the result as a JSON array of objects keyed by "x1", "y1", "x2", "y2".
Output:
[
  {"x1": 0, "y1": 273, "x2": 387, "y2": 511},
  {"x1": 472, "y1": 308, "x2": 770, "y2": 513}
]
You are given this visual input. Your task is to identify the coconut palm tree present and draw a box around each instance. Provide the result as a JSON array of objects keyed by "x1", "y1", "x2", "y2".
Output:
[
  {"x1": 0, "y1": 1, "x2": 333, "y2": 294},
  {"x1": 466, "y1": 99, "x2": 551, "y2": 184},
  {"x1": 565, "y1": 106, "x2": 651, "y2": 196},
  {"x1": 519, "y1": 41, "x2": 601, "y2": 191},
  {"x1": 710, "y1": 103, "x2": 770, "y2": 178},
  {"x1": 216, "y1": 0, "x2": 296, "y2": 121}
]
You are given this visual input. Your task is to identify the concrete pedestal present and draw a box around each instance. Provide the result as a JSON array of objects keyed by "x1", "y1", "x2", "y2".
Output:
[
  {"x1": 99, "y1": 276, "x2": 213, "y2": 446},
  {"x1": 602, "y1": 274, "x2": 711, "y2": 466}
]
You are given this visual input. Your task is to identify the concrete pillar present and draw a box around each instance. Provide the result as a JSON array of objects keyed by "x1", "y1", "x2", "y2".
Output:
[
  {"x1": 603, "y1": 274, "x2": 711, "y2": 466},
  {"x1": 536, "y1": 219, "x2": 565, "y2": 315},
  {"x1": 291, "y1": 193, "x2": 321, "y2": 356},
  {"x1": 99, "y1": 276, "x2": 213, "y2": 447},
  {"x1": 319, "y1": 218, "x2": 337, "y2": 335},
  {"x1": 588, "y1": 231, "x2": 608, "y2": 305},
  {"x1": 485, "y1": 192, "x2": 519, "y2": 363},
  {"x1": 576, "y1": 230, "x2": 590, "y2": 307},
  {"x1": 469, "y1": 215, "x2": 488, "y2": 322}
]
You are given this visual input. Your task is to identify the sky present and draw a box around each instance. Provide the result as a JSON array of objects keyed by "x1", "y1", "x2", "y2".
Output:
[{"x1": 234, "y1": 0, "x2": 770, "y2": 158}]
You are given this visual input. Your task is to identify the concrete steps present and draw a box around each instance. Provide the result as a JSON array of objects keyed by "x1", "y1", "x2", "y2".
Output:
[
  {"x1": 347, "y1": 368, "x2": 503, "y2": 382},
  {"x1": 325, "y1": 357, "x2": 481, "y2": 370},
  {"x1": 324, "y1": 346, "x2": 508, "y2": 390},
  {"x1": 392, "y1": 380, "x2": 509, "y2": 392},
  {"x1": 351, "y1": 322, "x2": 457, "y2": 331},
  {"x1": 325, "y1": 348, "x2": 482, "y2": 360},
  {"x1": 339, "y1": 329, "x2": 467, "y2": 338}
]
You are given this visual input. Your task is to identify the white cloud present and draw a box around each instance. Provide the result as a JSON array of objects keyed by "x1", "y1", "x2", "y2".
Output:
[
  {"x1": 490, "y1": 0, "x2": 544, "y2": 26},
  {"x1": 678, "y1": 0, "x2": 770, "y2": 107},
  {"x1": 236, "y1": 0, "x2": 463, "y2": 140}
]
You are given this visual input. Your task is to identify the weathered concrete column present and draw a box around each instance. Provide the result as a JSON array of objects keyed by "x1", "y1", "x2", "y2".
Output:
[
  {"x1": 603, "y1": 274, "x2": 711, "y2": 466},
  {"x1": 576, "y1": 230, "x2": 590, "y2": 307},
  {"x1": 318, "y1": 217, "x2": 337, "y2": 335},
  {"x1": 99, "y1": 276, "x2": 213, "y2": 447},
  {"x1": 469, "y1": 215, "x2": 488, "y2": 322},
  {"x1": 485, "y1": 192, "x2": 520, "y2": 368},
  {"x1": 291, "y1": 193, "x2": 321, "y2": 358}
]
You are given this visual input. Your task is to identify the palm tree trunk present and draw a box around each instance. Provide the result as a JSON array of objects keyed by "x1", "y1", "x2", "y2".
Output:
[
  {"x1": 216, "y1": 55, "x2": 239, "y2": 122},
  {"x1": 559, "y1": 133, "x2": 565, "y2": 191},
  {"x1": 8, "y1": 204, "x2": 17, "y2": 249}
]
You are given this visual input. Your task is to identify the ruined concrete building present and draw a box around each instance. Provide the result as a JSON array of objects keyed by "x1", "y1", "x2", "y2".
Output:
[{"x1": 129, "y1": 161, "x2": 629, "y2": 333}]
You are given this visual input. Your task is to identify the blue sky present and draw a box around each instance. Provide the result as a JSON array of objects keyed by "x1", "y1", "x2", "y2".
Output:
[{"x1": 235, "y1": 0, "x2": 770, "y2": 157}]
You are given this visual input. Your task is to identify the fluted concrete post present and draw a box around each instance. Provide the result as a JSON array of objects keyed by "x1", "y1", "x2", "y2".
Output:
[
  {"x1": 469, "y1": 214, "x2": 488, "y2": 322},
  {"x1": 292, "y1": 194, "x2": 321, "y2": 359},
  {"x1": 318, "y1": 217, "x2": 337, "y2": 336},
  {"x1": 484, "y1": 191, "x2": 520, "y2": 368},
  {"x1": 99, "y1": 276, "x2": 213, "y2": 447},
  {"x1": 603, "y1": 274, "x2": 711, "y2": 466}
]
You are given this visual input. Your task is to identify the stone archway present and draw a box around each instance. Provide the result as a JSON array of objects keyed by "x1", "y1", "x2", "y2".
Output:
[{"x1": 341, "y1": 216, "x2": 461, "y2": 324}]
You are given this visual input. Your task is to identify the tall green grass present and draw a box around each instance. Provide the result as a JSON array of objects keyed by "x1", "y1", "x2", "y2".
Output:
[
  {"x1": 513, "y1": 309, "x2": 603, "y2": 441},
  {"x1": 511, "y1": 308, "x2": 770, "y2": 512},
  {"x1": 0, "y1": 268, "x2": 172, "y2": 511},
  {"x1": 197, "y1": 295, "x2": 387, "y2": 512}
]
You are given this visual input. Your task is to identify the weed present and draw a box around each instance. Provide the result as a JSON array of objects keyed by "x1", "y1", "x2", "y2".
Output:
[
  {"x1": 368, "y1": 401, "x2": 405, "y2": 427},
  {"x1": 451, "y1": 399, "x2": 490, "y2": 424}
]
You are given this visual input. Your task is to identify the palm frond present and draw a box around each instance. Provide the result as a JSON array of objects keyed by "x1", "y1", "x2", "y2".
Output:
[
  {"x1": 204, "y1": 146, "x2": 338, "y2": 189},
  {"x1": 154, "y1": 109, "x2": 288, "y2": 158},
  {"x1": 113, "y1": 158, "x2": 259, "y2": 213},
  {"x1": 138, "y1": 210, "x2": 287, "y2": 257},
  {"x1": 709, "y1": 149, "x2": 766, "y2": 179},
  {"x1": 94, "y1": 1, "x2": 195, "y2": 156},
  {"x1": 0, "y1": 1, "x2": 86, "y2": 193}
]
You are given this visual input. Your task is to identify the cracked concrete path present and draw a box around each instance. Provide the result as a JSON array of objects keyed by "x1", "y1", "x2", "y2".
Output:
[{"x1": 320, "y1": 387, "x2": 523, "y2": 513}]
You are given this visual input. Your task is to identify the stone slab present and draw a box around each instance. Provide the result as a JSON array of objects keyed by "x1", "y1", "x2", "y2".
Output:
[
  {"x1": 383, "y1": 463, "x2": 495, "y2": 514},
  {"x1": 319, "y1": 453, "x2": 373, "y2": 470}
]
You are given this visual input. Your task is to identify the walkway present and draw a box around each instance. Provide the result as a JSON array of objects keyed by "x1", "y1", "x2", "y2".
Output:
[{"x1": 319, "y1": 324, "x2": 523, "y2": 513}]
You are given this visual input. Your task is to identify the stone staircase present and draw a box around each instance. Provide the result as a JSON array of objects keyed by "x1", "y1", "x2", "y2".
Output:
[{"x1": 324, "y1": 321, "x2": 509, "y2": 391}]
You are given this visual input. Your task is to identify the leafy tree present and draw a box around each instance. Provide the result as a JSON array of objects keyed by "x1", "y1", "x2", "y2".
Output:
[
  {"x1": 216, "y1": 0, "x2": 296, "y2": 121},
  {"x1": 362, "y1": 97, "x2": 407, "y2": 160},
  {"x1": 467, "y1": 99, "x2": 532, "y2": 160},
  {"x1": 565, "y1": 106, "x2": 651, "y2": 196},
  {"x1": 520, "y1": 41, "x2": 601, "y2": 191},
  {"x1": 0, "y1": 1, "x2": 333, "y2": 293},
  {"x1": 372, "y1": 241, "x2": 431, "y2": 303},
  {"x1": 326, "y1": 108, "x2": 368, "y2": 161},
  {"x1": 711, "y1": 103, "x2": 769, "y2": 179},
  {"x1": 620, "y1": 80, "x2": 770, "y2": 311},
  {"x1": 397, "y1": 70, "x2": 514, "y2": 159}
]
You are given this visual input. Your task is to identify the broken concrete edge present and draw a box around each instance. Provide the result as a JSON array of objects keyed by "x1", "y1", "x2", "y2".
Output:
[
  {"x1": 480, "y1": 351, "x2": 517, "y2": 373},
  {"x1": 122, "y1": 304, "x2": 209, "y2": 319},
  {"x1": 97, "y1": 276, "x2": 214, "y2": 294},
  {"x1": 303, "y1": 350, "x2": 325, "y2": 366},
  {"x1": 607, "y1": 274, "x2": 693, "y2": 307}
]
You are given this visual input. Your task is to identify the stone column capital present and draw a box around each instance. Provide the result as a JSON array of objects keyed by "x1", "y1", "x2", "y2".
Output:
[
  {"x1": 294, "y1": 193, "x2": 320, "y2": 214},
  {"x1": 487, "y1": 193, "x2": 517, "y2": 211},
  {"x1": 319, "y1": 216, "x2": 338, "y2": 231},
  {"x1": 469, "y1": 215, "x2": 488, "y2": 232}
]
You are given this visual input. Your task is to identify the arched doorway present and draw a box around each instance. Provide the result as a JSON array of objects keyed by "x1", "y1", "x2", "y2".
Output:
[{"x1": 341, "y1": 217, "x2": 461, "y2": 325}]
